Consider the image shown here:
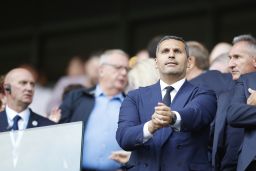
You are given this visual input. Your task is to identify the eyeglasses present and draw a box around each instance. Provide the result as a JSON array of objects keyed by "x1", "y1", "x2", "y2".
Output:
[{"x1": 102, "y1": 63, "x2": 130, "y2": 72}]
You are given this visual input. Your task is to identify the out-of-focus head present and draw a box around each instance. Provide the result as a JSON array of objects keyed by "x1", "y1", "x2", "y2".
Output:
[
  {"x1": 228, "y1": 34, "x2": 256, "y2": 80},
  {"x1": 99, "y1": 49, "x2": 129, "y2": 94},
  {"x1": 0, "y1": 75, "x2": 5, "y2": 111},
  {"x1": 84, "y1": 52, "x2": 101, "y2": 87},
  {"x1": 186, "y1": 41, "x2": 209, "y2": 80},
  {"x1": 209, "y1": 53, "x2": 230, "y2": 73},
  {"x1": 126, "y1": 58, "x2": 159, "y2": 92},
  {"x1": 147, "y1": 35, "x2": 164, "y2": 58},
  {"x1": 0, "y1": 75, "x2": 4, "y2": 95},
  {"x1": 187, "y1": 41, "x2": 209, "y2": 70},
  {"x1": 210, "y1": 42, "x2": 232, "y2": 64},
  {"x1": 4, "y1": 68, "x2": 35, "y2": 111},
  {"x1": 66, "y1": 56, "x2": 85, "y2": 76},
  {"x1": 155, "y1": 35, "x2": 189, "y2": 82}
]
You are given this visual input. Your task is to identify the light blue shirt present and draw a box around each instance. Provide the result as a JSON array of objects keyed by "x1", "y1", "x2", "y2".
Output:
[{"x1": 83, "y1": 85, "x2": 124, "y2": 170}]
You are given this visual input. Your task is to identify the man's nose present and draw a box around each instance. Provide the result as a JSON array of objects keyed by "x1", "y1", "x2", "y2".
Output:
[
  {"x1": 120, "y1": 67, "x2": 128, "y2": 75},
  {"x1": 168, "y1": 51, "x2": 175, "y2": 58},
  {"x1": 228, "y1": 58, "x2": 235, "y2": 68}
]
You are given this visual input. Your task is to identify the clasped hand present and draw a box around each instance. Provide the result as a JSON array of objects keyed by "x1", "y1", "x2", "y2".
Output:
[{"x1": 148, "y1": 102, "x2": 174, "y2": 134}]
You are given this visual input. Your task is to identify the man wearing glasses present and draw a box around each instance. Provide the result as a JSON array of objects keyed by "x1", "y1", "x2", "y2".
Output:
[{"x1": 59, "y1": 49, "x2": 129, "y2": 171}]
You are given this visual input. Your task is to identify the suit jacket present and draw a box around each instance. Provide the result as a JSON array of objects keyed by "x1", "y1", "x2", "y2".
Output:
[
  {"x1": 116, "y1": 80, "x2": 217, "y2": 171},
  {"x1": 0, "y1": 109, "x2": 55, "y2": 132},
  {"x1": 189, "y1": 70, "x2": 233, "y2": 96},
  {"x1": 211, "y1": 90, "x2": 244, "y2": 171},
  {"x1": 59, "y1": 88, "x2": 95, "y2": 124},
  {"x1": 227, "y1": 72, "x2": 256, "y2": 171}
]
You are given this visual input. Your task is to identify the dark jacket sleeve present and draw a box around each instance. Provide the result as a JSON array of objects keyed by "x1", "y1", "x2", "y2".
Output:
[{"x1": 227, "y1": 79, "x2": 256, "y2": 128}]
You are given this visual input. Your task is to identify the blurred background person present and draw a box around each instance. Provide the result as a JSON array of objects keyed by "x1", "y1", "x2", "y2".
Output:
[
  {"x1": 209, "y1": 52, "x2": 230, "y2": 73},
  {"x1": 84, "y1": 51, "x2": 101, "y2": 88},
  {"x1": 147, "y1": 35, "x2": 164, "y2": 58},
  {"x1": 209, "y1": 42, "x2": 232, "y2": 65},
  {"x1": 59, "y1": 49, "x2": 129, "y2": 171},
  {"x1": 0, "y1": 75, "x2": 6, "y2": 112},
  {"x1": 186, "y1": 41, "x2": 210, "y2": 81},
  {"x1": 188, "y1": 41, "x2": 233, "y2": 96},
  {"x1": 0, "y1": 68, "x2": 54, "y2": 132},
  {"x1": 126, "y1": 58, "x2": 159, "y2": 93},
  {"x1": 47, "y1": 55, "x2": 89, "y2": 113},
  {"x1": 20, "y1": 64, "x2": 52, "y2": 117}
]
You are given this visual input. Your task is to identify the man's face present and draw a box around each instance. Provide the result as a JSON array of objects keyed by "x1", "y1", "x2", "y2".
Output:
[
  {"x1": 228, "y1": 41, "x2": 256, "y2": 80},
  {"x1": 100, "y1": 53, "x2": 129, "y2": 92},
  {"x1": 8, "y1": 70, "x2": 35, "y2": 106},
  {"x1": 156, "y1": 39, "x2": 188, "y2": 78}
]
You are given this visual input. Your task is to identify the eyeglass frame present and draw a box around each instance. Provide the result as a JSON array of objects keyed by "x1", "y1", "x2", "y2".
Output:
[{"x1": 102, "y1": 63, "x2": 130, "y2": 72}]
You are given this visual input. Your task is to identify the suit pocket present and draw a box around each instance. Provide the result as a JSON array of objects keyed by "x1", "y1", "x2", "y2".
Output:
[{"x1": 189, "y1": 162, "x2": 211, "y2": 171}]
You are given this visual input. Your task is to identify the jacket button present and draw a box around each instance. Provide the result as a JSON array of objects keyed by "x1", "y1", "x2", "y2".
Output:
[
  {"x1": 144, "y1": 163, "x2": 148, "y2": 167},
  {"x1": 177, "y1": 145, "x2": 182, "y2": 149}
]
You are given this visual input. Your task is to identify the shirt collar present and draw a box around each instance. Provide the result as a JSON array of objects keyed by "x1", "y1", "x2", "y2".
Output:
[
  {"x1": 94, "y1": 85, "x2": 124, "y2": 101},
  {"x1": 6, "y1": 105, "x2": 30, "y2": 122},
  {"x1": 160, "y1": 78, "x2": 186, "y2": 92}
]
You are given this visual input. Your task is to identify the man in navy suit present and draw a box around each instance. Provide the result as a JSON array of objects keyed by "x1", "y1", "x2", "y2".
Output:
[
  {"x1": 227, "y1": 58, "x2": 256, "y2": 170},
  {"x1": 0, "y1": 68, "x2": 54, "y2": 132},
  {"x1": 212, "y1": 34, "x2": 256, "y2": 171},
  {"x1": 116, "y1": 35, "x2": 217, "y2": 171}
]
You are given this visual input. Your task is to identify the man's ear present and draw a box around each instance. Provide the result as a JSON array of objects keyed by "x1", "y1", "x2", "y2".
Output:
[
  {"x1": 187, "y1": 56, "x2": 195, "y2": 69},
  {"x1": 155, "y1": 58, "x2": 158, "y2": 69},
  {"x1": 98, "y1": 65, "x2": 104, "y2": 77},
  {"x1": 253, "y1": 58, "x2": 256, "y2": 68}
]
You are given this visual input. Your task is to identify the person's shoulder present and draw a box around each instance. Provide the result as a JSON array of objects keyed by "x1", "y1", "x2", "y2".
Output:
[
  {"x1": 67, "y1": 86, "x2": 95, "y2": 98},
  {"x1": 30, "y1": 110, "x2": 55, "y2": 125},
  {"x1": 240, "y1": 72, "x2": 256, "y2": 81},
  {"x1": 186, "y1": 80, "x2": 216, "y2": 97},
  {"x1": 128, "y1": 82, "x2": 159, "y2": 95}
]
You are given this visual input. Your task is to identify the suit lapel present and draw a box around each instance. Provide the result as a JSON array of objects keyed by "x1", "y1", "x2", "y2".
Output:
[
  {"x1": 145, "y1": 81, "x2": 162, "y2": 120},
  {"x1": 0, "y1": 110, "x2": 9, "y2": 132},
  {"x1": 161, "y1": 81, "x2": 194, "y2": 146},
  {"x1": 27, "y1": 110, "x2": 40, "y2": 129},
  {"x1": 143, "y1": 82, "x2": 165, "y2": 145}
]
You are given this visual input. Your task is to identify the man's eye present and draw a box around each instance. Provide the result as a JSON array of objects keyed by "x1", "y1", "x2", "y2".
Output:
[
  {"x1": 174, "y1": 49, "x2": 181, "y2": 54},
  {"x1": 161, "y1": 49, "x2": 169, "y2": 53}
]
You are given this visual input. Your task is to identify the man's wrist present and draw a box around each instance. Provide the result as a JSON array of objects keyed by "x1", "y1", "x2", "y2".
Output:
[{"x1": 170, "y1": 113, "x2": 177, "y2": 125}]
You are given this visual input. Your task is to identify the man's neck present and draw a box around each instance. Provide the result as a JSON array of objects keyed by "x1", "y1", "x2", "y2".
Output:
[
  {"x1": 99, "y1": 84, "x2": 122, "y2": 97},
  {"x1": 160, "y1": 74, "x2": 186, "y2": 85},
  {"x1": 186, "y1": 68, "x2": 204, "y2": 81},
  {"x1": 7, "y1": 102, "x2": 28, "y2": 113}
]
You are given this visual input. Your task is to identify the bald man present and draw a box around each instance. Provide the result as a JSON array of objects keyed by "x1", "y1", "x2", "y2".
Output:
[{"x1": 0, "y1": 68, "x2": 54, "y2": 132}]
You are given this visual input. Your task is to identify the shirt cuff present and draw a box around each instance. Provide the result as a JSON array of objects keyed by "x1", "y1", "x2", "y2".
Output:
[
  {"x1": 143, "y1": 121, "x2": 153, "y2": 143},
  {"x1": 171, "y1": 111, "x2": 181, "y2": 131}
]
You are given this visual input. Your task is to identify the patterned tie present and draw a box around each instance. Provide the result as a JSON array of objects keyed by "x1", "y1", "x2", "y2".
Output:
[
  {"x1": 12, "y1": 115, "x2": 21, "y2": 130},
  {"x1": 163, "y1": 86, "x2": 174, "y2": 106}
]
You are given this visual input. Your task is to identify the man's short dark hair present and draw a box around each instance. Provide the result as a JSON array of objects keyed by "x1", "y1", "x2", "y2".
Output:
[{"x1": 156, "y1": 35, "x2": 189, "y2": 57}]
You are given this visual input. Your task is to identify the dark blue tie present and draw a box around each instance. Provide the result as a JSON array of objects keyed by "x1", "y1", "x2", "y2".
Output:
[
  {"x1": 12, "y1": 115, "x2": 21, "y2": 130},
  {"x1": 163, "y1": 86, "x2": 174, "y2": 106}
]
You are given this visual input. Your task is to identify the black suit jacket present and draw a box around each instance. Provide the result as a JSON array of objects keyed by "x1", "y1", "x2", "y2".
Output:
[
  {"x1": 227, "y1": 72, "x2": 256, "y2": 171},
  {"x1": 0, "y1": 109, "x2": 55, "y2": 132},
  {"x1": 59, "y1": 88, "x2": 95, "y2": 124}
]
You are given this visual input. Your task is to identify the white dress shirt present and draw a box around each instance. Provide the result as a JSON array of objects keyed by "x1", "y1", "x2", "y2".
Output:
[
  {"x1": 6, "y1": 105, "x2": 30, "y2": 130},
  {"x1": 143, "y1": 78, "x2": 185, "y2": 142}
]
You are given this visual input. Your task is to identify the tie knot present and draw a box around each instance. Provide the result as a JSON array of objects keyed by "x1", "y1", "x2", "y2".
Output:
[
  {"x1": 13, "y1": 115, "x2": 21, "y2": 122},
  {"x1": 165, "y1": 86, "x2": 174, "y2": 93}
]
